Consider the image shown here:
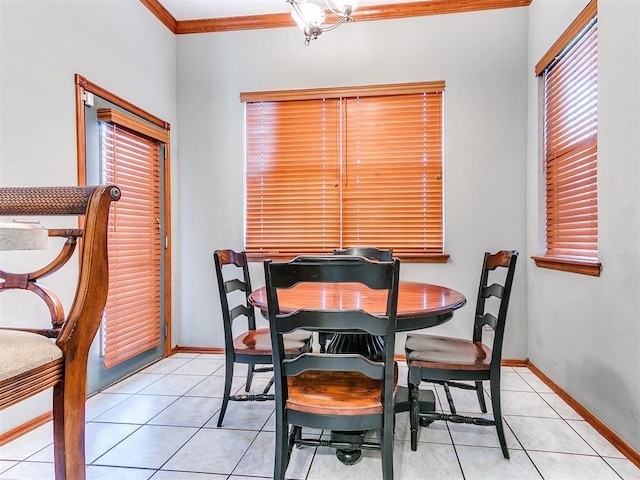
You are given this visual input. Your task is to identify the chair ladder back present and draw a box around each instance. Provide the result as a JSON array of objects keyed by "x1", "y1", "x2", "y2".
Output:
[
  {"x1": 214, "y1": 250, "x2": 256, "y2": 338},
  {"x1": 476, "y1": 312, "x2": 499, "y2": 332},
  {"x1": 272, "y1": 256, "x2": 396, "y2": 289},
  {"x1": 264, "y1": 256, "x2": 400, "y2": 404},
  {"x1": 224, "y1": 277, "x2": 247, "y2": 294},
  {"x1": 224, "y1": 277, "x2": 252, "y2": 321},
  {"x1": 283, "y1": 353, "x2": 385, "y2": 380},
  {"x1": 275, "y1": 309, "x2": 391, "y2": 337},
  {"x1": 473, "y1": 250, "x2": 518, "y2": 354},
  {"x1": 482, "y1": 282, "x2": 505, "y2": 300}
]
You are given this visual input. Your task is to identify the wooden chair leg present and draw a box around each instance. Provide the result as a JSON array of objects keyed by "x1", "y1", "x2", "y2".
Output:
[
  {"x1": 262, "y1": 375, "x2": 274, "y2": 395},
  {"x1": 52, "y1": 371, "x2": 87, "y2": 480},
  {"x1": 490, "y1": 378, "x2": 509, "y2": 459},
  {"x1": 408, "y1": 381, "x2": 420, "y2": 451},
  {"x1": 274, "y1": 412, "x2": 289, "y2": 480},
  {"x1": 217, "y1": 359, "x2": 234, "y2": 427},
  {"x1": 381, "y1": 421, "x2": 394, "y2": 480},
  {"x1": 245, "y1": 363, "x2": 254, "y2": 392},
  {"x1": 475, "y1": 380, "x2": 487, "y2": 413},
  {"x1": 443, "y1": 382, "x2": 457, "y2": 414}
]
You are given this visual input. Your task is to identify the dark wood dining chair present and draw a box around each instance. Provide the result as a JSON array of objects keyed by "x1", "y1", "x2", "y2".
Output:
[
  {"x1": 264, "y1": 255, "x2": 400, "y2": 480},
  {"x1": 213, "y1": 249, "x2": 311, "y2": 427},
  {"x1": 0, "y1": 185, "x2": 121, "y2": 480},
  {"x1": 333, "y1": 246, "x2": 393, "y2": 261},
  {"x1": 405, "y1": 250, "x2": 518, "y2": 457}
]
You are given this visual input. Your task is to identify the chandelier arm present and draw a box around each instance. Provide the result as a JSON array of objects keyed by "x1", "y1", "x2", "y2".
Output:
[{"x1": 320, "y1": 16, "x2": 350, "y2": 32}]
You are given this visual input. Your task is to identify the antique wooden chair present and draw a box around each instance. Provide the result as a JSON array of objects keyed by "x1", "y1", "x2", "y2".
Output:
[
  {"x1": 333, "y1": 246, "x2": 393, "y2": 261},
  {"x1": 264, "y1": 255, "x2": 400, "y2": 480},
  {"x1": 0, "y1": 185, "x2": 121, "y2": 480},
  {"x1": 405, "y1": 250, "x2": 518, "y2": 457},
  {"x1": 213, "y1": 249, "x2": 311, "y2": 427}
]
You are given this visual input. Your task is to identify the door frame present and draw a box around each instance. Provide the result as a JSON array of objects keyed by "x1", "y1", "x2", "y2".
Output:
[{"x1": 74, "y1": 74, "x2": 172, "y2": 388}]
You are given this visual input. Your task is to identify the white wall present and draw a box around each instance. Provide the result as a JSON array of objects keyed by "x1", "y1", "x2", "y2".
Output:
[
  {"x1": 527, "y1": 0, "x2": 640, "y2": 451},
  {"x1": 0, "y1": 0, "x2": 176, "y2": 433},
  {"x1": 175, "y1": 7, "x2": 530, "y2": 358}
]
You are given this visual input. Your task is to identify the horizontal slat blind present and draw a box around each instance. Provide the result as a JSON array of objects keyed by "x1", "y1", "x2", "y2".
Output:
[
  {"x1": 101, "y1": 121, "x2": 162, "y2": 368},
  {"x1": 246, "y1": 99, "x2": 341, "y2": 253},
  {"x1": 543, "y1": 18, "x2": 598, "y2": 260},
  {"x1": 245, "y1": 84, "x2": 444, "y2": 256},
  {"x1": 343, "y1": 93, "x2": 443, "y2": 253}
]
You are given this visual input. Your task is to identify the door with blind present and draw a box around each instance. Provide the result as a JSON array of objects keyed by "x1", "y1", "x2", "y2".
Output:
[{"x1": 83, "y1": 94, "x2": 167, "y2": 392}]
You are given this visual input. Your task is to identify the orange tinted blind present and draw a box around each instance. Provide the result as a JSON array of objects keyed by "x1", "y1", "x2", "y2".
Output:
[
  {"x1": 343, "y1": 93, "x2": 443, "y2": 253},
  {"x1": 246, "y1": 99, "x2": 342, "y2": 254},
  {"x1": 100, "y1": 118, "x2": 162, "y2": 368},
  {"x1": 543, "y1": 17, "x2": 598, "y2": 260},
  {"x1": 245, "y1": 84, "x2": 444, "y2": 257}
]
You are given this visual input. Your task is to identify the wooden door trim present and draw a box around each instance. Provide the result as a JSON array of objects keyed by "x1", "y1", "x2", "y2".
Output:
[{"x1": 74, "y1": 74, "x2": 172, "y2": 359}]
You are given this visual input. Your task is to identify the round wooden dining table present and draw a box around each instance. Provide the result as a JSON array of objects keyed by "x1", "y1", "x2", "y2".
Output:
[
  {"x1": 249, "y1": 280, "x2": 467, "y2": 332},
  {"x1": 250, "y1": 280, "x2": 466, "y2": 464}
]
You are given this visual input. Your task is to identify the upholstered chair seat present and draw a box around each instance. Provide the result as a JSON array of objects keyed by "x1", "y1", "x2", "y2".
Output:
[{"x1": 0, "y1": 330, "x2": 63, "y2": 382}]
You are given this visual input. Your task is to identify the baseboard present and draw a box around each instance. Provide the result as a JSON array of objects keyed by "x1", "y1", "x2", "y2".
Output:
[
  {"x1": 525, "y1": 360, "x2": 640, "y2": 468},
  {"x1": 502, "y1": 358, "x2": 529, "y2": 367},
  {"x1": 172, "y1": 345, "x2": 225, "y2": 355},
  {"x1": 0, "y1": 412, "x2": 51, "y2": 446}
]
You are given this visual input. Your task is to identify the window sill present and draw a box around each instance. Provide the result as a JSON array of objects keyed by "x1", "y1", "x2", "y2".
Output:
[
  {"x1": 246, "y1": 252, "x2": 450, "y2": 263},
  {"x1": 532, "y1": 256, "x2": 601, "y2": 277}
]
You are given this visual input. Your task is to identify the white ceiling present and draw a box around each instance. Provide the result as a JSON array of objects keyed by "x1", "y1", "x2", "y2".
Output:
[{"x1": 159, "y1": 0, "x2": 417, "y2": 21}]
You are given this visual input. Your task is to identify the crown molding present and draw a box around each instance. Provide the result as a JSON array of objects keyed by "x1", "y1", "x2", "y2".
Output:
[
  {"x1": 141, "y1": 0, "x2": 531, "y2": 35},
  {"x1": 140, "y1": 0, "x2": 178, "y2": 33}
]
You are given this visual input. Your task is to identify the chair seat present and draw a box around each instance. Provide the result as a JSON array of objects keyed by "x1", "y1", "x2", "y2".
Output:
[
  {"x1": 286, "y1": 370, "x2": 389, "y2": 416},
  {"x1": 0, "y1": 329, "x2": 63, "y2": 381},
  {"x1": 233, "y1": 328, "x2": 311, "y2": 355},
  {"x1": 405, "y1": 333, "x2": 492, "y2": 371}
]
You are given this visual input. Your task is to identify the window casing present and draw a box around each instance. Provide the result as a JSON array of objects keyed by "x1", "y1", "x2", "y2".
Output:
[
  {"x1": 242, "y1": 82, "x2": 446, "y2": 262},
  {"x1": 533, "y1": 0, "x2": 600, "y2": 276}
]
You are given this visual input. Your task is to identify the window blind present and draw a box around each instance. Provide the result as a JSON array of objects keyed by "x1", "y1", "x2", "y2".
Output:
[
  {"x1": 99, "y1": 110, "x2": 163, "y2": 368},
  {"x1": 246, "y1": 99, "x2": 341, "y2": 253},
  {"x1": 543, "y1": 16, "x2": 598, "y2": 260},
  {"x1": 244, "y1": 82, "x2": 444, "y2": 258},
  {"x1": 342, "y1": 93, "x2": 443, "y2": 252}
]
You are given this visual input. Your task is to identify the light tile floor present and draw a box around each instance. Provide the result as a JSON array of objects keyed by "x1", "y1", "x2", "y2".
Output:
[{"x1": 1, "y1": 353, "x2": 638, "y2": 479}]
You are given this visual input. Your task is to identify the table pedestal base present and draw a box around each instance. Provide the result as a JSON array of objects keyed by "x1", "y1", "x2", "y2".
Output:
[
  {"x1": 330, "y1": 432, "x2": 365, "y2": 465},
  {"x1": 394, "y1": 385, "x2": 435, "y2": 414}
]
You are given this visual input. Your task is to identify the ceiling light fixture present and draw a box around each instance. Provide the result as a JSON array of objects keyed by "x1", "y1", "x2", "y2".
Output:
[{"x1": 287, "y1": 0, "x2": 361, "y2": 45}]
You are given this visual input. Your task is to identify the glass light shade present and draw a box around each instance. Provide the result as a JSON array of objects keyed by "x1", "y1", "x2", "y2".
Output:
[
  {"x1": 328, "y1": 0, "x2": 361, "y2": 16},
  {"x1": 291, "y1": 1, "x2": 326, "y2": 31}
]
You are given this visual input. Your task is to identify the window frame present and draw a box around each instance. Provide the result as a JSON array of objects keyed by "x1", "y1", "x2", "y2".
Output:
[
  {"x1": 532, "y1": 0, "x2": 601, "y2": 277},
  {"x1": 241, "y1": 81, "x2": 448, "y2": 263}
]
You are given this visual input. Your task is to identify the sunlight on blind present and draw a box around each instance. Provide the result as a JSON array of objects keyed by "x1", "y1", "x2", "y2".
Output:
[{"x1": 544, "y1": 19, "x2": 598, "y2": 260}]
